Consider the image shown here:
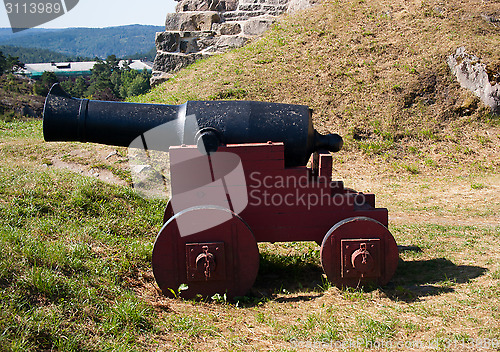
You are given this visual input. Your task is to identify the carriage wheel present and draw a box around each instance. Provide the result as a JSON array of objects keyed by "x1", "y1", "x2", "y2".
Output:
[
  {"x1": 320, "y1": 217, "x2": 398, "y2": 288},
  {"x1": 153, "y1": 205, "x2": 259, "y2": 299}
]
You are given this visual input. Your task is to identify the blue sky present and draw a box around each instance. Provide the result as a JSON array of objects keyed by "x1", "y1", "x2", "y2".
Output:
[{"x1": 1, "y1": 0, "x2": 176, "y2": 28}]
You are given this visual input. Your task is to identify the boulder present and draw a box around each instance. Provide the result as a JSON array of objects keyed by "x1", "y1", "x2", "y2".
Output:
[
  {"x1": 286, "y1": 0, "x2": 311, "y2": 13},
  {"x1": 448, "y1": 47, "x2": 500, "y2": 115}
]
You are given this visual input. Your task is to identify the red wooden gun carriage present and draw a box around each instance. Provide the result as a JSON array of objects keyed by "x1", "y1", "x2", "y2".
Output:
[{"x1": 43, "y1": 84, "x2": 399, "y2": 298}]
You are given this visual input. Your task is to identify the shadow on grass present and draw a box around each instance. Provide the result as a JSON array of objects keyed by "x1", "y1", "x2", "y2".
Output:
[
  {"x1": 383, "y1": 257, "x2": 487, "y2": 302},
  {"x1": 246, "y1": 249, "x2": 487, "y2": 305},
  {"x1": 250, "y1": 251, "x2": 325, "y2": 301}
]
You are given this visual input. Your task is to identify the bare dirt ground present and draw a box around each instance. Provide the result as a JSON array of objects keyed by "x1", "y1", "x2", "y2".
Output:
[{"x1": 47, "y1": 148, "x2": 129, "y2": 187}]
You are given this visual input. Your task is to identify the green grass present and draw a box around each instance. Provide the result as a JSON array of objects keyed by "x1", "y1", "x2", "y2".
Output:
[
  {"x1": 0, "y1": 118, "x2": 42, "y2": 139},
  {"x1": 0, "y1": 159, "x2": 165, "y2": 351},
  {"x1": 2, "y1": 0, "x2": 500, "y2": 347},
  {"x1": 0, "y1": 112, "x2": 498, "y2": 350}
]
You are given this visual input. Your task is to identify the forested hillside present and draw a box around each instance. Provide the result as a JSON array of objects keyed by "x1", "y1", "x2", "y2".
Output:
[
  {"x1": 0, "y1": 45, "x2": 75, "y2": 63},
  {"x1": 0, "y1": 25, "x2": 162, "y2": 59}
]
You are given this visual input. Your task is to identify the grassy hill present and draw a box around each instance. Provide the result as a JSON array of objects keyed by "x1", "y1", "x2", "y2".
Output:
[
  {"x1": 133, "y1": 0, "x2": 500, "y2": 175},
  {"x1": 0, "y1": 25, "x2": 162, "y2": 59},
  {"x1": 0, "y1": 0, "x2": 499, "y2": 350}
]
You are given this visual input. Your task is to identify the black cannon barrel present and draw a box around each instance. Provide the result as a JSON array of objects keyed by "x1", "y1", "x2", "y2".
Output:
[{"x1": 43, "y1": 84, "x2": 343, "y2": 166}]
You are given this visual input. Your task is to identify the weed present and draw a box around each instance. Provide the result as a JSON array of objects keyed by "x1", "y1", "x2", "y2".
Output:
[
  {"x1": 207, "y1": 88, "x2": 247, "y2": 100},
  {"x1": 401, "y1": 163, "x2": 420, "y2": 174},
  {"x1": 420, "y1": 129, "x2": 440, "y2": 141},
  {"x1": 167, "y1": 283, "x2": 189, "y2": 299},
  {"x1": 424, "y1": 158, "x2": 437, "y2": 167},
  {"x1": 475, "y1": 134, "x2": 491, "y2": 145},
  {"x1": 317, "y1": 276, "x2": 332, "y2": 292},
  {"x1": 104, "y1": 295, "x2": 154, "y2": 336},
  {"x1": 341, "y1": 287, "x2": 366, "y2": 301},
  {"x1": 165, "y1": 314, "x2": 218, "y2": 338},
  {"x1": 358, "y1": 140, "x2": 393, "y2": 155},
  {"x1": 471, "y1": 183, "x2": 486, "y2": 190},
  {"x1": 356, "y1": 316, "x2": 395, "y2": 343},
  {"x1": 211, "y1": 292, "x2": 228, "y2": 304}
]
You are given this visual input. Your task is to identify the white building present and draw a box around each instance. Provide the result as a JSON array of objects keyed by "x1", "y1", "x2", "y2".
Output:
[{"x1": 18, "y1": 60, "x2": 153, "y2": 78}]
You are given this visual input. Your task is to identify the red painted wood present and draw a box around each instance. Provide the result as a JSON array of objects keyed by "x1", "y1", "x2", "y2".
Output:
[
  {"x1": 320, "y1": 217, "x2": 399, "y2": 288},
  {"x1": 155, "y1": 143, "x2": 397, "y2": 296},
  {"x1": 153, "y1": 206, "x2": 259, "y2": 299}
]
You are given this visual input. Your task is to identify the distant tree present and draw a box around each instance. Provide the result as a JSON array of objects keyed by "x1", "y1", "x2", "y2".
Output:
[
  {"x1": 86, "y1": 58, "x2": 115, "y2": 98},
  {"x1": 106, "y1": 55, "x2": 119, "y2": 71},
  {"x1": 33, "y1": 71, "x2": 58, "y2": 96},
  {"x1": 0, "y1": 51, "x2": 23, "y2": 75},
  {"x1": 59, "y1": 55, "x2": 151, "y2": 100},
  {"x1": 0, "y1": 45, "x2": 72, "y2": 64},
  {"x1": 0, "y1": 51, "x2": 6, "y2": 75},
  {"x1": 126, "y1": 74, "x2": 150, "y2": 97},
  {"x1": 90, "y1": 87, "x2": 120, "y2": 101},
  {"x1": 6, "y1": 55, "x2": 23, "y2": 73},
  {"x1": 59, "y1": 80, "x2": 73, "y2": 95},
  {"x1": 73, "y1": 77, "x2": 87, "y2": 97}
]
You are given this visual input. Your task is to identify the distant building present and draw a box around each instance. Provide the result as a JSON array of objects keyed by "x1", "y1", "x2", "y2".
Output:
[{"x1": 17, "y1": 60, "x2": 154, "y2": 78}]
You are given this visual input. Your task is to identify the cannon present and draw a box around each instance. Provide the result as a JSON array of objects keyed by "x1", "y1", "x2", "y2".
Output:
[{"x1": 43, "y1": 84, "x2": 399, "y2": 298}]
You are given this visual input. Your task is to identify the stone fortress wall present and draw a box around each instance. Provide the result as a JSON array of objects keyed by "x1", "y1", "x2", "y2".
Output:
[{"x1": 152, "y1": 0, "x2": 315, "y2": 85}]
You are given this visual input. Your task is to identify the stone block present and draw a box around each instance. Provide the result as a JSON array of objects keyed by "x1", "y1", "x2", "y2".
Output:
[
  {"x1": 213, "y1": 22, "x2": 242, "y2": 35},
  {"x1": 245, "y1": 11, "x2": 265, "y2": 17},
  {"x1": 221, "y1": 11, "x2": 244, "y2": 21},
  {"x1": 242, "y1": 15, "x2": 275, "y2": 36},
  {"x1": 262, "y1": 5, "x2": 284, "y2": 15},
  {"x1": 197, "y1": 33, "x2": 217, "y2": 51},
  {"x1": 176, "y1": 0, "x2": 235, "y2": 12},
  {"x1": 214, "y1": 35, "x2": 249, "y2": 51},
  {"x1": 238, "y1": 4, "x2": 262, "y2": 11},
  {"x1": 180, "y1": 38, "x2": 198, "y2": 53},
  {"x1": 155, "y1": 32, "x2": 180, "y2": 52},
  {"x1": 224, "y1": 0, "x2": 239, "y2": 11},
  {"x1": 165, "y1": 12, "x2": 221, "y2": 31},
  {"x1": 165, "y1": 13, "x2": 182, "y2": 31},
  {"x1": 153, "y1": 52, "x2": 203, "y2": 73},
  {"x1": 176, "y1": 0, "x2": 208, "y2": 12}
]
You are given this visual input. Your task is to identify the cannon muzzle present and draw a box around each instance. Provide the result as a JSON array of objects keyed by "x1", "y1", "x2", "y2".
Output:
[{"x1": 43, "y1": 84, "x2": 343, "y2": 166}]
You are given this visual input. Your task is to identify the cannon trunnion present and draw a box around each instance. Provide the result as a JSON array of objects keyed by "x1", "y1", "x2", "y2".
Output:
[{"x1": 43, "y1": 84, "x2": 399, "y2": 299}]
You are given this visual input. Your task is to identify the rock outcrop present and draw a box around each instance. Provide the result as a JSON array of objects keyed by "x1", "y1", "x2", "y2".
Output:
[
  {"x1": 448, "y1": 47, "x2": 500, "y2": 115},
  {"x1": 151, "y1": 0, "x2": 314, "y2": 86}
]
